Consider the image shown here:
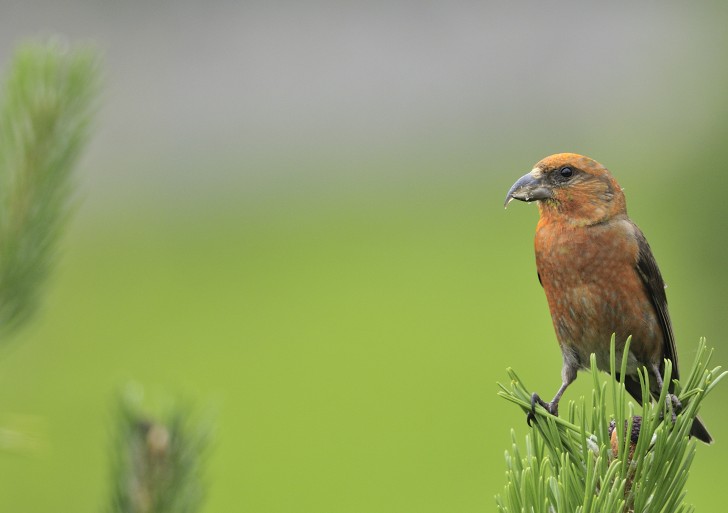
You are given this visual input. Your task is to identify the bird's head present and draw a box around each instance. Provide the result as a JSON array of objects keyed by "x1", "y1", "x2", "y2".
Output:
[{"x1": 504, "y1": 153, "x2": 626, "y2": 225}]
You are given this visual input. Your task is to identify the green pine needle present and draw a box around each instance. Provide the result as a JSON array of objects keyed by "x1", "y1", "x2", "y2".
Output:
[
  {"x1": 496, "y1": 338, "x2": 725, "y2": 513},
  {"x1": 0, "y1": 40, "x2": 99, "y2": 336},
  {"x1": 106, "y1": 385, "x2": 212, "y2": 513}
]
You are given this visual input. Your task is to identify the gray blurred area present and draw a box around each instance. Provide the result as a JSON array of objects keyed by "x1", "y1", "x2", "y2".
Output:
[{"x1": 1, "y1": 1, "x2": 726, "y2": 208}]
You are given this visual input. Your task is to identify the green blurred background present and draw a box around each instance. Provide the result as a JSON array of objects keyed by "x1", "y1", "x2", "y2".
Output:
[{"x1": 0, "y1": 1, "x2": 727, "y2": 511}]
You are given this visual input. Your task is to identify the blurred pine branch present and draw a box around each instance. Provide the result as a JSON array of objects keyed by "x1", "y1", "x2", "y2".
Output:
[
  {"x1": 0, "y1": 40, "x2": 212, "y2": 511},
  {"x1": 106, "y1": 385, "x2": 212, "y2": 513},
  {"x1": 496, "y1": 339, "x2": 725, "y2": 513},
  {"x1": 0, "y1": 40, "x2": 99, "y2": 336}
]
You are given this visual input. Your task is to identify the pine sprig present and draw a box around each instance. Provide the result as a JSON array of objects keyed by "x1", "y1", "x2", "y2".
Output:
[
  {"x1": 496, "y1": 338, "x2": 725, "y2": 513},
  {"x1": 106, "y1": 385, "x2": 212, "y2": 513},
  {"x1": 0, "y1": 40, "x2": 99, "y2": 335}
]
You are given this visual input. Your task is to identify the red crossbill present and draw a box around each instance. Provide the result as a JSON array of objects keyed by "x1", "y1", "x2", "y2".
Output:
[{"x1": 505, "y1": 153, "x2": 711, "y2": 443}]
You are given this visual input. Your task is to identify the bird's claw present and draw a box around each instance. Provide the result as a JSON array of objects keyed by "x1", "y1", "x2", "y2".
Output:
[
  {"x1": 655, "y1": 393, "x2": 682, "y2": 423},
  {"x1": 666, "y1": 393, "x2": 682, "y2": 421},
  {"x1": 526, "y1": 392, "x2": 558, "y2": 426}
]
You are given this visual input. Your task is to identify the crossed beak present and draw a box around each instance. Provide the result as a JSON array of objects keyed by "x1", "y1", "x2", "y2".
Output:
[{"x1": 504, "y1": 171, "x2": 553, "y2": 208}]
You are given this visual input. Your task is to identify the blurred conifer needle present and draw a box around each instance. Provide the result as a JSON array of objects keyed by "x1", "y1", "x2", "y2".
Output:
[{"x1": 0, "y1": 40, "x2": 99, "y2": 337}]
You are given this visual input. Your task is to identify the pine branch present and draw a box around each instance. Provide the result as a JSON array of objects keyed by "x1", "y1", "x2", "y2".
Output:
[
  {"x1": 106, "y1": 386, "x2": 212, "y2": 513},
  {"x1": 0, "y1": 40, "x2": 99, "y2": 336},
  {"x1": 496, "y1": 338, "x2": 725, "y2": 513}
]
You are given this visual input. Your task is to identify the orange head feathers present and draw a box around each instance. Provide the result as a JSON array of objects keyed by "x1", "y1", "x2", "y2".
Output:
[{"x1": 505, "y1": 153, "x2": 626, "y2": 226}]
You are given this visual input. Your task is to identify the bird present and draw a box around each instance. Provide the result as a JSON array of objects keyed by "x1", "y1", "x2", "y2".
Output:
[{"x1": 504, "y1": 153, "x2": 711, "y2": 443}]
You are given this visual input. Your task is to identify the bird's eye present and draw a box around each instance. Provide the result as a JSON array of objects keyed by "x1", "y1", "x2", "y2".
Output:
[{"x1": 559, "y1": 166, "x2": 573, "y2": 178}]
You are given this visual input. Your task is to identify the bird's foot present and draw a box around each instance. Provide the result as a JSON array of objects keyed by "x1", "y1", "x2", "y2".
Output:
[
  {"x1": 526, "y1": 393, "x2": 559, "y2": 426},
  {"x1": 666, "y1": 393, "x2": 682, "y2": 421},
  {"x1": 655, "y1": 393, "x2": 682, "y2": 423}
]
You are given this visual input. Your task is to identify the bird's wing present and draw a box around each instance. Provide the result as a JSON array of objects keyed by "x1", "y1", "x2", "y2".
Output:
[{"x1": 633, "y1": 224, "x2": 679, "y2": 381}]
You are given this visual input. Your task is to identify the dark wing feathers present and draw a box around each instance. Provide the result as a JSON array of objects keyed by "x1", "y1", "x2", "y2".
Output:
[
  {"x1": 632, "y1": 224, "x2": 679, "y2": 383},
  {"x1": 632, "y1": 224, "x2": 713, "y2": 444}
]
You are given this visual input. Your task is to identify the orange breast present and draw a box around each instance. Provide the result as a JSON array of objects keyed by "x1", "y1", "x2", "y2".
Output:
[{"x1": 534, "y1": 218, "x2": 663, "y2": 370}]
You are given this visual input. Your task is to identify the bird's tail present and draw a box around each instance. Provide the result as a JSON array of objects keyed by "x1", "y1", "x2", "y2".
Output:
[{"x1": 689, "y1": 416, "x2": 712, "y2": 444}]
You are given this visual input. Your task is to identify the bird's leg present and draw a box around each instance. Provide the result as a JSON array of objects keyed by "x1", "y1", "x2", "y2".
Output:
[
  {"x1": 651, "y1": 363, "x2": 682, "y2": 420},
  {"x1": 527, "y1": 362, "x2": 576, "y2": 426}
]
